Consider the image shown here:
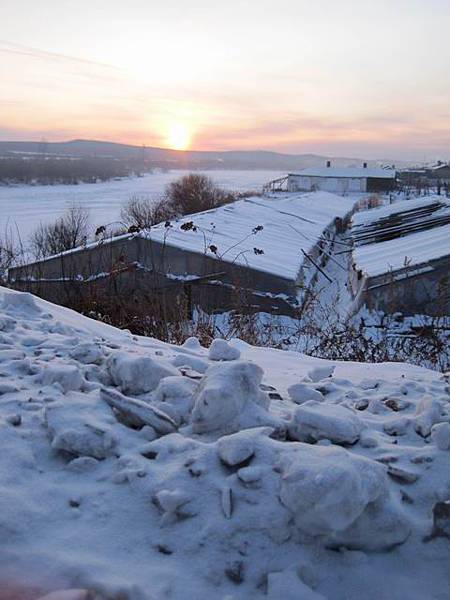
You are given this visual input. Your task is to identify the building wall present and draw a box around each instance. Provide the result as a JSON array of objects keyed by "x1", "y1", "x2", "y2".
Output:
[
  {"x1": 430, "y1": 166, "x2": 450, "y2": 184},
  {"x1": 288, "y1": 175, "x2": 367, "y2": 193},
  {"x1": 366, "y1": 177, "x2": 396, "y2": 192},
  {"x1": 11, "y1": 266, "x2": 300, "y2": 318},
  {"x1": 349, "y1": 257, "x2": 449, "y2": 317},
  {"x1": 10, "y1": 235, "x2": 141, "y2": 282},
  {"x1": 9, "y1": 234, "x2": 301, "y2": 316}
]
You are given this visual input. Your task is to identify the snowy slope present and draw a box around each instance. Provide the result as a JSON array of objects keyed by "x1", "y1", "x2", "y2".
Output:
[{"x1": 0, "y1": 287, "x2": 449, "y2": 600}]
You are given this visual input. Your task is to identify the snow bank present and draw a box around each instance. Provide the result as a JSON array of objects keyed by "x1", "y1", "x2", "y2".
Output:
[{"x1": 0, "y1": 287, "x2": 449, "y2": 600}]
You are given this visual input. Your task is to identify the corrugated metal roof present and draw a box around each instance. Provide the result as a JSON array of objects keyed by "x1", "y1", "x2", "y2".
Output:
[
  {"x1": 353, "y1": 223, "x2": 450, "y2": 276},
  {"x1": 352, "y1": 196, "x2": 449, "y2": 229},
  {"x1": 429, "y1": 163, "x2": 450, "y2": 171},
  {"x1": 351, "y1": 195, "x2": 450, "y2": 275}
]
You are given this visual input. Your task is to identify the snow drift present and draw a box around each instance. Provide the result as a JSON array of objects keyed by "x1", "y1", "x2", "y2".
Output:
[{"x1": 0, "y1": 288, "x2": 449, "y2": 600}]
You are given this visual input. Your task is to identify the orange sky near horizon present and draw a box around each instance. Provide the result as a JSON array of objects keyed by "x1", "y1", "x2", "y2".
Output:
[{"x1": 1, "y1": 0, "x2": 449, "y2": 160}]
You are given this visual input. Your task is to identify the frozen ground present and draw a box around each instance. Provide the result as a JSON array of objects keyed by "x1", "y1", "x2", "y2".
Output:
[
  {"x1": 0, "y1": 170, "x2": 283, "y2": 245},
  {"x1": 0, "y1": 286, "x2": 449, "y2": 600}
]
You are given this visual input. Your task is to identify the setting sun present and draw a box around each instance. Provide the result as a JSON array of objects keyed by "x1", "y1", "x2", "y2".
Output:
[{"x1": 166, "y1": 123, "x2": 192, "y2": 151}]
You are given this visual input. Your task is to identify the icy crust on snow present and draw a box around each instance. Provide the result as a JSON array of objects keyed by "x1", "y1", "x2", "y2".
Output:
[{"x1": 0, "y1": 289, "x2": 449, "y2": 600}]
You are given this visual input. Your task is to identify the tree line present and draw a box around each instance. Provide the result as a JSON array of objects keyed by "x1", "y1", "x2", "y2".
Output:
[{"x1": 0, "y1": 157, "x2": 141, "y2": 185}]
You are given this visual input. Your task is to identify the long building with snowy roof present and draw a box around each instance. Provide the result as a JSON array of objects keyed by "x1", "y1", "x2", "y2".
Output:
[
  {"x1": 264, "y1": 162, "x2": 396, "y2": 194},
  {"x1": 9, "y1": 191, "x2": 356, "y2": 315},
  {"x1": 349, "y1": 195, "x2": 450, "y2": 316}
]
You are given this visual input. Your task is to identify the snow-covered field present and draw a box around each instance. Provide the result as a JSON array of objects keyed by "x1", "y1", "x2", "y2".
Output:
[
  {"x1": 0, "y1": 170, "x2": 283, "y2": 244},
  {"x1": 0, "y1": 286, "x2": 449, "y2": 599}
]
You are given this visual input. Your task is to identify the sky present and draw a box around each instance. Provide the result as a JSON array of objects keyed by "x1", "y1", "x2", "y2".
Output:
[{"x1": 1, "y1": 0, "x2": 449, "y2": 160}]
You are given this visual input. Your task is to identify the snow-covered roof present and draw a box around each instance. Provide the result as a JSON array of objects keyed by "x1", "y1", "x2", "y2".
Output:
[
  {"x1": 146, "y1": 192, "x2": 356, "y2": 281},
  {"x1": 290, "y1": 167, "x2": 396, "y2": 179},
  {"x1": 12, "y1": 192, "x2": 356, "y2": 283},
  {"x1": 353, "y1": 223, "x2": 450, "y2": 276},
  {"x1": 352, "y1": 196, "x2": 449, "y2": 228},
  {"x1": 429, "y1": 163, "x2": 449, "y2": 171},
  {"x1": 351, "y1": 196, "x2": 450, "y2": 275}
]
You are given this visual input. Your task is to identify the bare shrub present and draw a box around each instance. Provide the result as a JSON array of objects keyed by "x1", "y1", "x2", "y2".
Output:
[
  {"x1": 30, "y1": 206, "x2": 89, "y2": 260},
  {"x1": 120, "y1": 174, "x2": 235, "y2": 233},
  {"x1": 0, "y1": 229, "x2": 21, "y2": 283},
  {"x1": 118, "y1": 174, "x2": 236, "y2": 235},
  {"x1": 121, "y1": 196, "x2": 174, "y2": 231},
  {"x1": 166, "y1": 173, "x2": 235, "y2": 216},
  {"x1": 64, "y1": 284, "x2": 192, "y2": 346}
]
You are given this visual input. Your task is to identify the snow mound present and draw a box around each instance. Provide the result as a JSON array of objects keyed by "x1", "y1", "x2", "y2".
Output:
[
  {"x1": 280, "y1": 444, "x2": 409, "y2": 549},
  {"x1": 289, "y1": 402, "x2": 364, "y2": 444},
  {"x1": 208, "y1": 339, "x2": 241, "y2": 361},
  {"x1": 414, "y1": 396, "x2": 445, "y2": 437},
  {"x1": 69, "y1": 342, "x2": 104, "y2": 365},
  {"x1": 45, "y1": 392, "x2": 117, "y2": 459},
  {"x1": 151, "y1": 375, "x2": 198, "y2": 424},
  {"x1": 40, "y1": 363, "x2": 84, "y2": 393},
  {"x1": 307, "y1": 365, "x2": 335, "y2": 382},
  {"x1": 432, "y1": 422, "x2": 450, "y2": 450},
  {"x1": 288, "y1": 382, "x2": 324, "y2": 404},
  {"x1": 36, "y1": 591, "x2": 96, "y2": 600},
  {"x1": 2, "y1": 290, "x2": 43, "y2": 316},
  {"x1": 191, "y1": 360, "x2": 275, "y2": 434},
  {"x1": 217, "y1": 427, "x2": 273, "y2": 466},
  {"x1": 171, "y1": 352, "x2": 209, "y2": 374},
  {"x1": 267, "y1": 570, "x2": 325, "y2": 600},
  {"x1": 181, "y1": 336, "x2": 203, "y2": 350},
  {"x1": 107, "y1": 351, "x2": 178, "y2": 394}
]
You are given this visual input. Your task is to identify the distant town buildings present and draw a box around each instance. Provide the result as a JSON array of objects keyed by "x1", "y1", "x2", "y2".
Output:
[{"x1": 398, "y1": 161, "x2": 450, "y2": 191}]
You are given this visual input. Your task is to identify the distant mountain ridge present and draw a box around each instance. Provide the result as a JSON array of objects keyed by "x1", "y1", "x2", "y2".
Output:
[{"x1": 0, "y1": 139, "x2": 406, "y2": 170}]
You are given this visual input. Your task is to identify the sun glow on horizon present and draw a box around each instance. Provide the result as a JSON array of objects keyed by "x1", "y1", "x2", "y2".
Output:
[{"x1": 166, "y1": 123, "x2": 192, "y2": 151}]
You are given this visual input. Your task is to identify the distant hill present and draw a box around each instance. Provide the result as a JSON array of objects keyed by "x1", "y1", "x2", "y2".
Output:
[{"x1": 0, "y1": 139, "x2": 404, "y2": 170}]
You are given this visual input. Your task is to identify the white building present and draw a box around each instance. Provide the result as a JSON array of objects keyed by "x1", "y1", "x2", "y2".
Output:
[{"x1": 287, "y1": 163, "x2": 396, "y2": 194}]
